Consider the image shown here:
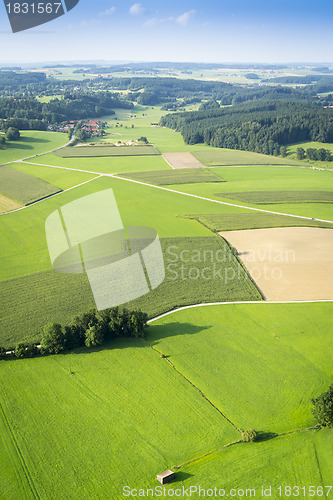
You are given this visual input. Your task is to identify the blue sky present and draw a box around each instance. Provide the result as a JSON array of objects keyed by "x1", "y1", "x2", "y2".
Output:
[{"x1": 0, "y1": 0, "x2": 332, "y2": 63}]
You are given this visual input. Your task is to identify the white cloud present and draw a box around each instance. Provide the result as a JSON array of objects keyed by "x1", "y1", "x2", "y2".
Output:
[
  {"x1": 143, "y1": 16, "x2": 174, "y2": 28},
  {"x1": 99, "y1": 7, "x2": 116, "y2": 16},
  {"x1": 129, "y1": 3, "x2": 145, "y2": 15},
  {"x1": 80, "y1": 19, "x2": 101, "y2": 26},
  {"x1": 176, "y1": 10, "x2": 196, "y2": 27}
]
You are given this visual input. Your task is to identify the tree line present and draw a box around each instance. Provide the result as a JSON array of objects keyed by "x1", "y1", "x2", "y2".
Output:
[
  {"x1": 0, "y1": 307, "x2": 148, "y2": 360},
  {"x1": 160, "y1": 100, "x2": 333, "y2": 156},
  {"x1": 296, "y1": 147, "x2": 333, "y2": 161}
]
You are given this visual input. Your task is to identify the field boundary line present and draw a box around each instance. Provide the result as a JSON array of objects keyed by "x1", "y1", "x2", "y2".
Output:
[
  {"x1": 18, "y1": 160, "x2": 102, "y2": 176},
  {"x1": 147, "y1": 300, "x2": 333, "y2": 324},
  {"x1": 161, "y1": 154, "x2": 175, "y2": 169},
  {"x1": 0, "y1": 401, "x2": 40, "y2": 499},
  {"x1": 173, "y1": 426, "x2": 320, "y2": 471},
  {"x1": 206, "y1": 164, "x2": 333, "y2": 172},
  {"x1": 146, "y1": 341, "x2": 242, "y2": 432},
  {"x1": 109, "y1": 174, "x2": 333, "y2": 224}
]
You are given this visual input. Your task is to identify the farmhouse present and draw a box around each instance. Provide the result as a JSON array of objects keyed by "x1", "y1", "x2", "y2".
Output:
[{"x1": 156, "y1": 470, "x2": 175, "y2": 485}]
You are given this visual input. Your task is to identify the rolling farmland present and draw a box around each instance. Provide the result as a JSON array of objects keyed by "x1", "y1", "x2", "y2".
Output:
[{"x1": 0, "y1": 102, "x2": 332, "y2": 500}]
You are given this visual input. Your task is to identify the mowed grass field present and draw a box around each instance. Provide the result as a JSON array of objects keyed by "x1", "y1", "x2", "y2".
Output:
[
  {"x1": 0, "y1": 337, "x2": 238, "y2": 500},
  {"x1": 0, "y1": 165, "x2": 60, "y2": 207},
  {"x1": 193, "y1": 148, "x2": 302, "y2": 166},
  {"x1": 12, "y1": 162, "x2": 99, "y2": 191},
  {"x1": 55, "y1": 145, "x2": 160, "y2": 158},
  {"x1": 215, "y1": 190, "x2": 333, "y2": 204},
  {"x1": 187, "y1": 212, "x2": 333, "y2": 231},
  {"x1": 164, "y1": 166, "x2": 333, "y2": 222},
  {"x1": 1, "y1": 302, "x2": 331, "y2": 499},
  {"x1": 27, "y1": 153, "x2": 170, "y2": 174},
  {"x1": 148, "y1": 302, "x2": 333, "y2": 433},
  {"x1": 0, "y1": 236, "x2": 261, "y2": 348},
  {"x1": 0, "y1": 175, "x2": 251, "y2": 281},
  {"x1": 0, "y1": 131, "x2": 68, "y2": 164},
  {"x1": 288, "y1": 141, "x2": 333, "y2": 169},
  {"x1": 119, "y1": 168, "x2": 224, "y2": 185}
]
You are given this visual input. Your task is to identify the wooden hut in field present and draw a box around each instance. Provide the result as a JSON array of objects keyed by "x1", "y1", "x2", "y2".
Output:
[{"x1": 156, "y1": 470, "x2": 175, "y2": 484}]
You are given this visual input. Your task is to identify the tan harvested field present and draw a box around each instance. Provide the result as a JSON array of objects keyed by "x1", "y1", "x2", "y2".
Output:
[
  {"x1": 162, "y1": 152, "x2": 204, "y2": 169},
  {"x1": 0, "y1": 193, "x2": 22, "y2": 213},
  {"x1": 219, "y1": 227, "x2": 333, "y2": 301}
]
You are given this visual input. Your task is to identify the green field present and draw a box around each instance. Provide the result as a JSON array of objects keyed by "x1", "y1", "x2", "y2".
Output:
[
  {"x1": 148, "y1": 303, "x2": 333, "y2": 433},
  {"x1": 0, "y1": 165, "x2": 61, "y2": 206},
  {"x1": 27, "y1": 153, "x2": 169, "y2": 174},
  {"x1": 1, "y1": 302, "x2": 331, "y2": 499},
  {"x1": 1, "y1": 98, "x2": 333, "y2": 500},
  {"x1": 186, "y1": 212, "x2": 333, "y2": 231},
  {"x1": 0, "y1": 131, "x2": 68, "y2": 164},
  {"x1": 193, "y1": 149, "x2": 302, "y2": 166},
  {"x1": 0, "y1": 175, "x2": 250, "y2": 281},
  {"x1": 120, "y1": 168, "x2": 224, "y2": 185},
  {"x1": 0, "y1": 236, "x2": 261, "y2": 347},
  {"x1": 215, "y1": 190, "x2": 333, "y2": 204},
  {"x1": 55, "y1": 144, "x2": 160, "y2": 158},
  {"x1": 0, "y1": 336, "x2": 238, "y2": 499},
  {"x1": 12, "y1": 162, "x2": 98, "y2": 190},
  {"x1": 288, "y1": 141, "x2": 333, "y2": 169}
]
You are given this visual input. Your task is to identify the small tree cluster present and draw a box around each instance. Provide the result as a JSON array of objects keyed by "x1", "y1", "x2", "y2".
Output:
[
  {"x1": 241, "y1": 429, "x2": 258, "y2": 442},
  {"x1": 41, "y1": 308, "x2": 148, "y2": 355},
  {"x1": 0, "y1": 308, "x2": 148, "y2": 360},
  {"x1": 297, "y1": 146, "x2": 333, "y2": 162},
  {"x1": 311, "y1": 384, "x2": 333, "y2": 428}
]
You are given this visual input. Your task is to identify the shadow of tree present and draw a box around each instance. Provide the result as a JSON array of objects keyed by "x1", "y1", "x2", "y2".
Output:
[
  {"x1": 256, "y1": 431, "x2": 279, "y2": 442},
  {"x1": 147, "y1": 322, "x2": 211, "y2": 344}
]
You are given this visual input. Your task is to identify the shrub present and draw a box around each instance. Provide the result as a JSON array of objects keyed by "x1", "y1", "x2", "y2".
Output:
[
  {"x1": 242, "y1": 429, "x2": 258, "y2": 442},
  {"x1": 312, "y1": 384, "x2": 333, "y2": 428}
]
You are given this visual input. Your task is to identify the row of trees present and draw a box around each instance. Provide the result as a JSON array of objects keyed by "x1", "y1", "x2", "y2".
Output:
[
  {"x1": 160, "y1": 100, "x2": 333, "y2": 156},
  {"x1": 0, "y1": 307, "x2": 148, "y2": 360},
  {"x1": 296, "y1": 147, "x2": 333, "y2": 161}
]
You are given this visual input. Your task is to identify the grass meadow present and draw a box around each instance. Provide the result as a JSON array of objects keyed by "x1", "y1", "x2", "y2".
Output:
[
  {"x1": 148, "y1": 302, "x2": 333, "y2": 433},
  {"x1": 0, "y1": 337, "x2": 238, "y2": 499},
  {"x1": 288, "y1": 141, "x2": 333, "y2": 169},
  {"x1": 0, "y1": 131, "x2": 68, "y2": 164},
  {"x1": 12, "y1": 162, "x2": 98, "y2": 190},
  {"x1": 214, "y1": 190, "x2": 333, "y2": 204},
  {"x1": 0, "y1": 165, "x2": 60, "y2": 207},
  {"x1": 26, "y1": 153, "x2": 170, "y2": 174},
  {"x1": 55, "y1": 145, "x2": 160, "y2": 158},
  {"x1": 119, "y1": 168, "x2": 224, "y2": 185},
  {"x1": 1, "y1": 103, "x2": 333, "y2": 500},
  {"x1": 188, "y1": 212, "x2": 333, "y2": 232},
  {"x1": 0, "y1": 175, "x2": 250, "y2": 282},
  {"x1": 193, "y1": 149, "x2": 302, "y2": 166}
]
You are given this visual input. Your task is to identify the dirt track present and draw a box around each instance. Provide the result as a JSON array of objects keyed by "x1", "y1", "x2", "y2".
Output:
[
  {"x1": 162, "y1": 152, "x2": 204, "y2": 169},
  {"x1": 219, "y1": 227, "x2": 333, "y2": 301}
]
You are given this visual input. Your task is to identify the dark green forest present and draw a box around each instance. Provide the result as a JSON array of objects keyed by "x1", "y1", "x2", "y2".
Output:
[{"x1": 160, "y1": 100, "x2": 333, "y2": 155}]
